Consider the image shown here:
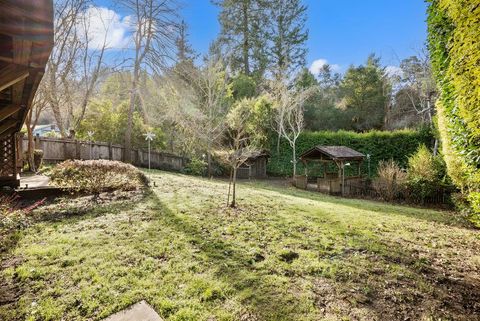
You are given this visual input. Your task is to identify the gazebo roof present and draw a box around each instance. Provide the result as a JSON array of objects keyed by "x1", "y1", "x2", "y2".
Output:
[{"x1": 299, "y1": 145, "x2": 365, "y2": 161}]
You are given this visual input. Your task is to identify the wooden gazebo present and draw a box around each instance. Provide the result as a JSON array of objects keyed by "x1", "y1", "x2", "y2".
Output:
[
  {"x1": 297, "y1": 146, "x2": 365, "y2": 195},
  {"x1": 0, "y1": 0, "x2": 54, "y2": 187}
]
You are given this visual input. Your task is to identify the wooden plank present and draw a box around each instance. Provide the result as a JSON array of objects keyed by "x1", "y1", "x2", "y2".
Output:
[
  {"x1": 0, "y1": 118, "x2": 17, "y2": 135},
  {"x1": 0, "y1": 64, "x2": 29, "y2": 92},
  {"x1": 0, "y1": 104, "x2": 21, "y2": 122}
]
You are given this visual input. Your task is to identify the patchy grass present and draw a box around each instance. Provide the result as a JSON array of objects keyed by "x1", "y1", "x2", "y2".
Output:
[{"x1": 1, "y1": 171, "x2": 479, "y2": 321}]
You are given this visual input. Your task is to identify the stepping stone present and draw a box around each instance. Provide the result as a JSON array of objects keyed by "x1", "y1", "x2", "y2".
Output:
[{"x1": 102, "y1": 300, "x2": 163, "y2": 321}]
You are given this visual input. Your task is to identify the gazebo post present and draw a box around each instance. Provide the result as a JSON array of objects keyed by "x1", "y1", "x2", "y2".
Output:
[{"x1": 341, "y1": 160, "x2": 345, "y2": 196}]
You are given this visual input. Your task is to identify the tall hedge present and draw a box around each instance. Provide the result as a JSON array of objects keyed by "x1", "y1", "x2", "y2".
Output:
[
  {"x1": 268, "y1": 128, "x2": 433, "y2": 177},
  {"x1": 427, "y1": 0, "x2": 480, "y2": 226}
]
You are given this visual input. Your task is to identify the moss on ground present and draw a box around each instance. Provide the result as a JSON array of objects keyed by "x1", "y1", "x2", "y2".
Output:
[{"x1": 1, "y1": 171, "x2": 479, "y2": 320}]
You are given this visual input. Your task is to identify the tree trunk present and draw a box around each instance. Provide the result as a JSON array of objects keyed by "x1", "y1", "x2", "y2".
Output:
[
  {"x1": 227, "y1": 168, "x2": 232, "y2": 207},
  {"x1": 242, "y1": 0, "x2": 250, "y2": 75},
  {"x1": 230, "y1": 166, "x2": 237, "y2": 208},
  {"x1": 25, "y1": 116, "x2": 36, "y2": 172},
  {"x1": 207, "y1": 140, "x2": 212, "y2": 178},
  {"x1": 125, "y1": 64, "x2": 139, "y2": 163},
  {"x1": 276, "y1": 130, "x2": 281, "y2": 154},
  {"x1": 292, "y1": 143, "x2": 296, "y2": 177},
  {"x1": 433, "y1": 138, "x2": 439, "y2": 156}
]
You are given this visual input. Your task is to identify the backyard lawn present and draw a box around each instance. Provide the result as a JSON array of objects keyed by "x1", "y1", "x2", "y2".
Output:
[{"x1": 1, "y1": 171, "x2": 479, "y2": 321}]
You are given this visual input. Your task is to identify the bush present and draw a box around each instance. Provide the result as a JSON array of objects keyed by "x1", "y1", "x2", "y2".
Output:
[
  {"x1": 406, "y1": 145, "x2": 446, "y2": 203},
  {"x1": 49, "y1": 160, "x2": 148, "y2": 194},
  {"x1": 183, "y1": 157, "x2": 207, "y2": 176},
  {"x1": 268, "y1": 127, "x2": 433, "y2": 177},
  {"x1": 373, "y1": 160, "x2": 407, "y2": 201}
]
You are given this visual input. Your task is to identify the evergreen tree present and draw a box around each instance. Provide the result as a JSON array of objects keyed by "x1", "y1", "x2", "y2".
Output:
[
  {"x1": 212, "y1": 0, "x2": 269, "y2": 77},
  {"x1": 176, "y1": 20, "x2": 196, "y2": 63},
  {"x1": 339, "y1": 54, "x2": 390, "y2": 131},
  {"x1": 267, "y1": 0, "x2": 308, "y2": 79}
]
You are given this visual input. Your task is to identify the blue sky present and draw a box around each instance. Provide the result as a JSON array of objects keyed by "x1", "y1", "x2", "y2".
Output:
[
  {"x1": 94, "y1": 0, "x2": 428, "y2": 72},
  {"x1": 183, "y1": 0, "x2": 428, "y2": 72}
]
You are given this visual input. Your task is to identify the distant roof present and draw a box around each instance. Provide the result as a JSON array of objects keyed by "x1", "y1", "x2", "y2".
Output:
[
  {"x1": 299, "y1": 146, "x2": 365, "y2": 161},
  {"x1": 34, "y1": 124, "x2": 58, "y2": 131},
  {"x1": 247, "y1": 149, "x2": 270, "y2": 160}
]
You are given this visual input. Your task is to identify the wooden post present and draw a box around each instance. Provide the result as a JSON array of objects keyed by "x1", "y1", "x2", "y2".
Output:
[
  {"x1": 63, "y1": 140, "x2": 68, "y2": 160},
  {"x1": 108, "y1": 142, "x2": 113, "y2": 160},
  {"x1": 75, "y1": 140, "x2": 81, "y2": 159}
]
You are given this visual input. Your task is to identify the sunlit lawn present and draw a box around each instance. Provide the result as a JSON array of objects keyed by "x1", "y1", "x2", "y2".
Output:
[{"x1": 1, "y1": 171, "x2": 479, "y2": 321}]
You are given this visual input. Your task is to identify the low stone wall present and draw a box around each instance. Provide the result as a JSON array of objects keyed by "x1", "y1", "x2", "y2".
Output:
[{"x1": 22, "y1": 136, "x2": 188, "y2": 171}]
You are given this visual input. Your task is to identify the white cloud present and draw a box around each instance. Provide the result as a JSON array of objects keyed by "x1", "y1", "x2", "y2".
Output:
[
  {"x1": 385, "y1": 65, "x2": 403, "y2": 78},
  {"x1": 309, "y1": 58, "x2": 341, "y2": 75},
  {"x1": 80, "y1": 6, "x2": 131, "y2": 50}
]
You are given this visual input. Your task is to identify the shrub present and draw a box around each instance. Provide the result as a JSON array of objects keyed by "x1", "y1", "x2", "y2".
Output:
[
  {"x1": 406, "y1": 145, "x2": 446, "y2": 203},
  {"x1": 373, "y1": 160, "x2": 407, "y2": 201},
  {"x1": 183, "y1": 157, "x2": 207, "y2": 176},
  {"x1": 49, "y1": 160, "x2": 148, "y2": 194}
]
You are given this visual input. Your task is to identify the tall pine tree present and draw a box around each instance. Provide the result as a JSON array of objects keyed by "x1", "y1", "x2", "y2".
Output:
[
  {"x1": 212, "y1": 0, "x2": 269, "y2": 77},
  {"x1": 176, "y1": 20, "x2": 196, "y2": 63},
  {"x1": 267, "y1": 0, "x2": 308, "y2": 79}
]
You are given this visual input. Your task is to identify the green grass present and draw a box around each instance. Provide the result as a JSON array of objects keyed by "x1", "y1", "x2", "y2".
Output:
[{"x1": 1, "y1": 171, "x2": 479, "y2": 321}]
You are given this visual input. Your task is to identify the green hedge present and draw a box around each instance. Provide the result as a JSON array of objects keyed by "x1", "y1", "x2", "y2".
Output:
[
  {"x1": 267, "y1": 128, "x2": 433, "y2": 177},
  {"x1": 427, "y1": 0, "x2": 480, "y2": 226}
]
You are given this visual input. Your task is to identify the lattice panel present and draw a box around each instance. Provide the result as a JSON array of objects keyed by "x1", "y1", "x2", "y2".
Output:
[{"x1": 0, "y1": 134, "x2": 16, "y2": 178}]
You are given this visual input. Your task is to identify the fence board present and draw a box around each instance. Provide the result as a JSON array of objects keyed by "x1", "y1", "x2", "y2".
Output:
[{"x1": 22, "y1": 136, "x2": 187, "y2": 171}]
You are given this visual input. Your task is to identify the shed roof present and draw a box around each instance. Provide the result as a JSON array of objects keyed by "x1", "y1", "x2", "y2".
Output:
[{"x1": 299, "y1": 146, "x2": 365, "y2": 161}]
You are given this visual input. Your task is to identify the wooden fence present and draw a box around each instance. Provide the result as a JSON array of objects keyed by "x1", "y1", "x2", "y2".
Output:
[{"x1": 21, "y1": 136, "x2": 188, "y2": 171}]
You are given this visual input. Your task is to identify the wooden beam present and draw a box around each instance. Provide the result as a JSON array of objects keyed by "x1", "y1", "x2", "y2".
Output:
[
  {"x1": 0, "y1": 104, "x2": 21, "y2": 122},
  {"x1": 0, "y1": 64, "x2": 29, "y2": 92},
  {"x1": 0, "y1": 118, "x2": 17, "y2": 135}
]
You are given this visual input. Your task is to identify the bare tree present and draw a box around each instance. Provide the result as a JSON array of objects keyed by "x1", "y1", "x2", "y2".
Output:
[
  {"x1": 193, "y1": 59, "x2": 232, "y2": 177},
  {"x1": 39, "y1": 1, "x2": 112, "y2": 137},
  {"x1": 392, "y1": 47, "x2": 437, "y2": 124},
  {"x1": 73, "y1": 6, "x2": 111, "y2": 130},
  {"x1": 120, "y1": 0, "x2": 179, "y2": 162},
  {"x1": 218, "y1": 98, "x2": 259, "y2": 208},
  {"x1": 272, "y1": 78, "x2": 316, "y2": 177},
  {"x1": 25, "y1": 84, "x2": 50, "y2": 172},
  {"x1": 44, "y1": 0, "x2": 86, "y2": 136}
]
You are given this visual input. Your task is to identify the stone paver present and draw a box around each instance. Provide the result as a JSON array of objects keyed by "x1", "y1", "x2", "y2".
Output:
[
  {"x1": 19, "y1": 175, "x2": 50, "y2": 189},
  {"x1": 102, "y1": 301, "x2": 163, "y2": 321}
]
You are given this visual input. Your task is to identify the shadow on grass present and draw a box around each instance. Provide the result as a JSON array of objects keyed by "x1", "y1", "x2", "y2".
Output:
[{"x1": 147, "y1": 191, "x2": 480, "y2": 320}]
